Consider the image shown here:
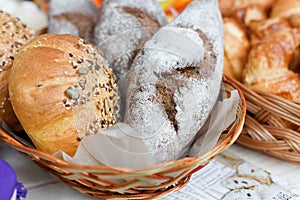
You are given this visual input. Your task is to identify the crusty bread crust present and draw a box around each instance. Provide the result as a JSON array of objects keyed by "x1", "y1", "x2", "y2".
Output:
[
  {"x1": 0, "y1": 11, "x2": 33, "y2": 132},
  {"x1": 9, "y1": 34, "x2": 120, "y2": 156},
  {"x1": 48, "y1": 0, "x2": 98, "y2": 41},
  {"x1": 93, "y1": 0, "x2": 168, "y2": 119},
  {"x1": 125, "y1": 0, "x2": 224, "y2": 163},
  {"x1": 243, "y1": 28, "x2": 300, "y2": 100}
]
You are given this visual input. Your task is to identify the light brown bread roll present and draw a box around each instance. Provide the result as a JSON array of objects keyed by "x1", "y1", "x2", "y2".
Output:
[
  {"x1": 93, "y1": 0, "x2": 168, "y2": 119},
  {"x1": 125, "y1": 0, "x2": 224, "y2": 163},
  {"x1": 0, "y1": 10, "x2": 33, "y2": 132},
  {"x1": 9, "y1": 34, "x2": 120, "y2": 156}
]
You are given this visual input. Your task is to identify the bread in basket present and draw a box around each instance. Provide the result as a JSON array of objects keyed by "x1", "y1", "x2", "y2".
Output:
[
  {"x1": 0, "y1": 75, "x2": 246, "y2": 199},
  {"x1": 221, "y1": 0, "x2": 300, "y2": 164},
  {"x1": 0, "y1": 0, "x2": 246, "y2": 199}
]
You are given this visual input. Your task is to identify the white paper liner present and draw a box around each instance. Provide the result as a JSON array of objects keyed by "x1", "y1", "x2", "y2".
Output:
[{"x1": 53, "y1": 87, "x2": 240, "y2": 169}]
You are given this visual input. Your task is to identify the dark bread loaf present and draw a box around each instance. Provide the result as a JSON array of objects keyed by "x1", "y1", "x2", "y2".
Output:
[
  {"x1": 48, "y1": 0, "x2": 98, "y2": 41},
  {"x1": 124, "y1": 0, "x2": 224, "y2": 163},
  {"x1": 93, "y1": 0, "x2": 168, "y2": 118}
]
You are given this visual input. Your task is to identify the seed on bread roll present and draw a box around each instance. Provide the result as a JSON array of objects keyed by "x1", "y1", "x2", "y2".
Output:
[
  {"x1": 125, "y1": 0, "x2": 224, "y2": 163},
  {"x1": 9, "y1": 34, "x2": 120, "y2": 156},
  {"x1": 93, "y1": 0, "x2": 168, "y2": 119},
  {"x1": 0, "y1": 10, "x2": 33, "y2": 132},
  {"x1": 48, "y1": 0, "x2": 98, "y2": 42}
]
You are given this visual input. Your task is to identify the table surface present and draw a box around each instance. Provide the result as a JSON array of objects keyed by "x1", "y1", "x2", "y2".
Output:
[{"x1": 1, "y1": 142, "x2": 300, "y2": 200}]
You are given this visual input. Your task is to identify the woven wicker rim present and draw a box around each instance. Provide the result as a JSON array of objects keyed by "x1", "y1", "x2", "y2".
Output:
[
  {"x1": 0, "y1": 75, "x2": 246, "y2": 199},
  {"x1": 228, "y1": 77, "x2": 300, "y2": 164}
]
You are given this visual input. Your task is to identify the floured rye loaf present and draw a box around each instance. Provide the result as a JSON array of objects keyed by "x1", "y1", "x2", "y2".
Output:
[
  {"x1": 48, "y1": 0, "x2": 98, "y2": 42},
  {"x1": 93, "y1": 0, "x2": 168, "y2": 118},
  {"x1": 125, "y1": 0, "x2": 224, "y2": 163}
]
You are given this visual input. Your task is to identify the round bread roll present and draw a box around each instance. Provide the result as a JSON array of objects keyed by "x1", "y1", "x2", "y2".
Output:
[
  {"x1": 9, "y1": 34, "x2": 120, "y2": 156},
  {"x1": 0, "y1": 10, "x2": 33, "y2": 132}
]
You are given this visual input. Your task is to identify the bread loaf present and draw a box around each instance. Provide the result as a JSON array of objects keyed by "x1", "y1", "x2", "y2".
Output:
[
  {"x1": 0, "y1": 10, "x2": 33, "y2": 132},
  {"x1": 48, "y1": 0, "x2": 98, "y2": 42},
  {"x1": 125, "y1": 0, "x2": 224, "y2": 163},
  {"x1": 9, "y1": 34, "x2": 120, "y2": 156},
  {"x1": 93, "y1": 0, "x2": 168, "y2": 118}
]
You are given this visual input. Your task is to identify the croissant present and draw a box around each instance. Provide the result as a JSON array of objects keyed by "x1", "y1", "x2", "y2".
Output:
[
  {"x1": 218, "y1": 0, "x2": 275, "y2": 17},
  {"x1": 271, "y1": 0, "x2": 300, "y2": 30},
  {"x1": 271, "y1": 0, "x2": 300, "y2": 19},
  {"x1": 248, "y1": 17, "x2": 291, "y2": 45},
  {"x1": 243, "y1": 28, "x2": 300, "y2": 101},
  {"x1": 223, "y1": 17, "x2": 250, "y2": 81},
  {"x1": 231, "y1": 4, "x2": 267, "y2": 27}
]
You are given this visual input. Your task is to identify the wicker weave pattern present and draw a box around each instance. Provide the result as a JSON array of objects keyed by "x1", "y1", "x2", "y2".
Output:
[
  {"x1": 229, "y1": 78, "x2": 300, "y2": 164},
  {"x1": 0, "y1": 76, "x2": 246, "y2": 199}
]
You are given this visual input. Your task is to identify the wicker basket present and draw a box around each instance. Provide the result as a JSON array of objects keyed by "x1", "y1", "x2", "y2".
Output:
[
  {"x1": 0, "y1": 76, "x2": 246, "y2": 200},
  {"x1": 228, "y1": 77, "x2": 300, "y2": 164}
]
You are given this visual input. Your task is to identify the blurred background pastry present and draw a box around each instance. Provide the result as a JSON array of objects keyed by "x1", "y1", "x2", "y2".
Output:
[
  {"x1": 0, "y1": 0, "x2": 47, "y2": 34},
  {"x1": 242, "y1": 28, "x2": 300, "y2": 101}
]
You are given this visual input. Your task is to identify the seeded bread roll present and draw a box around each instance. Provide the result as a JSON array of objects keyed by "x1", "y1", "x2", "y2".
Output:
[
  {"x1": 125, "y1": 0, "x2": 224, "y2": 163},
  {"x1": 9, "y1": 34, "x2": 120, "y2": 156},
  {"x1": 93, "y1": 0, "x2": 168, "y2": 119},
  {"x1": 48, "y1": 0, "x2": 98, "y2": 42},
  {"x1": 0, "y1": 10, "x2": 33, "y2": 132}
]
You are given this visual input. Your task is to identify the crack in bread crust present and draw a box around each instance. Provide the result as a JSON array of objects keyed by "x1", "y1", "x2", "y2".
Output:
[
  {"x1": 155, "y1": 83, "x2": 178, "y2": 133},
  {"x1": 174, "y1": 23, "x2": 217, "y2": 77}
]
